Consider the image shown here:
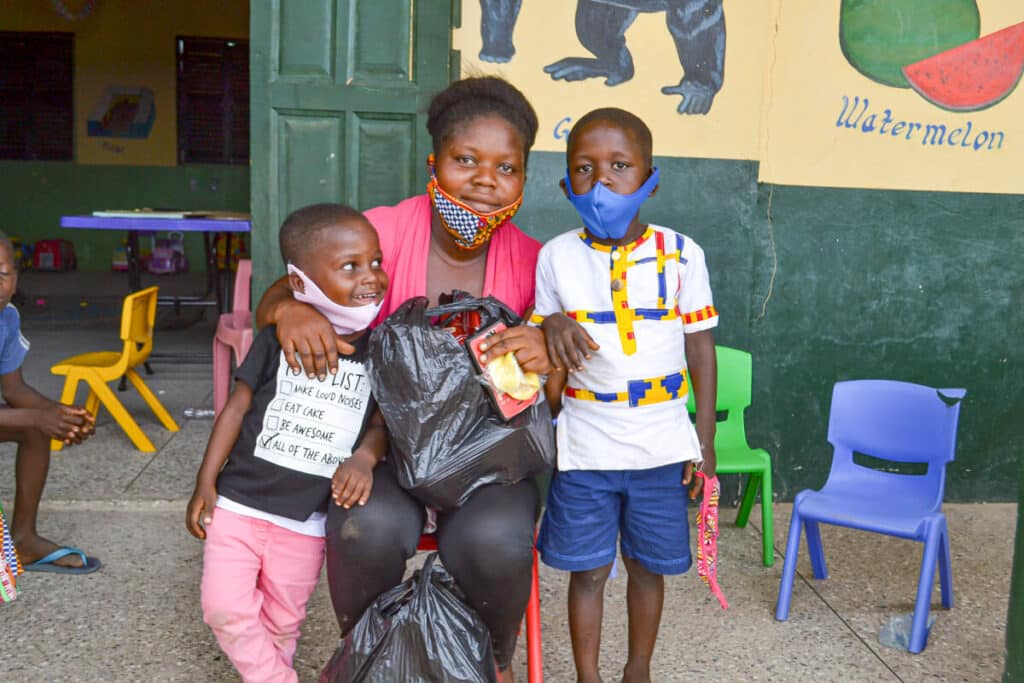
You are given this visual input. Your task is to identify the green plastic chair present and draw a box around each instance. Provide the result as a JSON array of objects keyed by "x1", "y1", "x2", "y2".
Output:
[{"x1": 687, "y1": 346, "x2": 775, "y2": 567}]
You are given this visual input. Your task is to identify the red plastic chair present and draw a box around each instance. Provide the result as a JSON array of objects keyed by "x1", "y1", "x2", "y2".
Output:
[
  {"x1": 417, "y1": 533, "x2": 543, "y2": 682},
  {"x1": 213, "y1": 259, "x2": 253, "y2": 416}
]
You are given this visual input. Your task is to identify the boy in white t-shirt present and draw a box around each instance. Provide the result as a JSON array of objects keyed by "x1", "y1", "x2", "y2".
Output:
[{"x1": 534, "y1": 108, "x2": 718, "y2": 683}]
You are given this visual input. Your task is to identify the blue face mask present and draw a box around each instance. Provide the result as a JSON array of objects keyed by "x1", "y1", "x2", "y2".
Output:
[{"x1": 563, "y1": 167, "x2": 660, "y2": 241}]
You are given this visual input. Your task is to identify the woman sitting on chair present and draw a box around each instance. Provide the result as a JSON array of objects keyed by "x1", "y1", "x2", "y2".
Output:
[{"x1": 255, "y1": 76, "x2": 554, "y2": 682}]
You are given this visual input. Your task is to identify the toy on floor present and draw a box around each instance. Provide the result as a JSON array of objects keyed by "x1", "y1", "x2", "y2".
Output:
[
  {"x1": 33, "y1": 239, "x2": 76, "y2": 271},
  {"x1": 9, "y1": 236, "x2": 33, "y2": 270},
  {"x1": 216, "y1": 232, "x2": 248, "y2": 272},
  {"x1": 147, "y1": 231, "x2": 189, "y2": 275},
  {"x1": 111, "y1": 242, "x2": 130, "y2": 271}
]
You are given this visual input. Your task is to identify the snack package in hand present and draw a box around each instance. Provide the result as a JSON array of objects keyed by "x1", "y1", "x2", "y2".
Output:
[{"x1": 487, "y1": 351, "x2": 541, "y2": 400}]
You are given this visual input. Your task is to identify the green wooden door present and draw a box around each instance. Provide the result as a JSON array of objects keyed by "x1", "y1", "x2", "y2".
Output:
[{"x1": 249, "y1": 0, "x2": 458, "y2": 298}]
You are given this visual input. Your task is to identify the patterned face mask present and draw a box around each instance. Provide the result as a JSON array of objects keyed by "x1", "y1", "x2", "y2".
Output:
[
  {"x1": 695, "y1": 470, "x2": 728, "y2": 610},
  {"x1": 426, "y1": 154, "x2": 523, "y2": 250}
]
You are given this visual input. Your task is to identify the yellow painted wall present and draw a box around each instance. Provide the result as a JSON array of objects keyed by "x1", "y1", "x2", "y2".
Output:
[
  {"x1": 457, "y1": 0, "x2": 1024, "y2": 193},
  {"x1": 455, "y1": 0, "x2": 773, "y2": 161},
  {"x1": 1, "y1": 0, "x2": 248, "y2": 166}
]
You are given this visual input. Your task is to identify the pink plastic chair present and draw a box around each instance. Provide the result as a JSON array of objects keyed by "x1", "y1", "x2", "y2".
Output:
[{"x1": 213, "y1": 259, "x2": 253, "y2": 416}]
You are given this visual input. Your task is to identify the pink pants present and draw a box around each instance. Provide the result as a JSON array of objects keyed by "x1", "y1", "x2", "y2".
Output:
[{"x1": 201, "y1": 507, "x2": 325, "y2": 683}]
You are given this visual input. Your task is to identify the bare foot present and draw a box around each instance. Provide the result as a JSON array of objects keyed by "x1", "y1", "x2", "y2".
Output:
[
  {"x1": 497, "y1": 665, "x2": 517, "y2": 683},
  {"x1": 621, "y1": 660, "x2": 651, "y2": 683},
  {"x1": 13, "y1": 533, "x2": 85, "y2": 568}
]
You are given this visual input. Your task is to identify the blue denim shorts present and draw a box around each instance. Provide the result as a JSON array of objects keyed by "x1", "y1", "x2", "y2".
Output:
[{"x1": 537, "y1": 461, "x2": 692, "y2": 575}]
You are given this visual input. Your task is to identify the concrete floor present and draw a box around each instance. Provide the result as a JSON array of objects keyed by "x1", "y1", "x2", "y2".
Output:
[{"x1": 0, "y1": 314, "x2": 1015, "y2": 682}]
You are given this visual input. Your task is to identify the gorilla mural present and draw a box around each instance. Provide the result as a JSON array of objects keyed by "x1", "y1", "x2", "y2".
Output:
[
  {"x1": 479, "y1": 0, "x2": 523, "y2": 63},
  {"x1": 478, "y1": 0, "x2": 726, "y2": 115}
]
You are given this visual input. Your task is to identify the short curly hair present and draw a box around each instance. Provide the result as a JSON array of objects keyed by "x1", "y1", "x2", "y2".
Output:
[
  {"x1": 427, "y1": 77, "x2": 539, "y2": 166},
  {"x1": 279, "y1": 203, "x2": 367, "y2": 269},
  {"x1": 568, "y1": 107, "x2": 653, "y2": 168}
]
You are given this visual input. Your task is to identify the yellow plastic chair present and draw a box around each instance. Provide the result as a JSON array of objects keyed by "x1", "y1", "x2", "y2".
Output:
[{"x1": 50, "y1": 286, "x2": 179, "y2": 452}]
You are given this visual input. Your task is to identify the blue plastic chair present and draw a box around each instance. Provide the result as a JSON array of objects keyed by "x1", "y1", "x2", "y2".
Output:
[{"x1": 774, "y1": 380, "x2": 966, "y2": 653}]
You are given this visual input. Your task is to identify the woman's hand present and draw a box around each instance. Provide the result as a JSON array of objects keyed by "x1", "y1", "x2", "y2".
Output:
[
  {"x1": 540, "y1": 313, "x2": 599, "y2": 373},
  {"x1": 276, "y1": 298, "x2": 356, "y2": 379},
  {"x1": 478, "y1": 324, "x2": 554, "y2": 375}
]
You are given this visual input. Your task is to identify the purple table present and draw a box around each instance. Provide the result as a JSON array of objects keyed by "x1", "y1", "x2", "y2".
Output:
[{"x1": 61, "y1": 214, "x2": 250, "y2": 314}]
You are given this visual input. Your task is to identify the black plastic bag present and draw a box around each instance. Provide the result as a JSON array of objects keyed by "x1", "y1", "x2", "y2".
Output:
[
  {"x1": 367, "y1": 296, "x2": 555, "y2": 510},
  {"x1": 320, "y1": 552, "x2": 498, "y2": 683}
]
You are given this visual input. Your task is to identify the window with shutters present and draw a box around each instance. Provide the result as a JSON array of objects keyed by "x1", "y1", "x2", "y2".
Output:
[
  {"x1": 0, "y1": 31, "x2": 74, "y2": 161},
  {"x1": 176, "y1": 37, "x2": 249, "y2": 165}
]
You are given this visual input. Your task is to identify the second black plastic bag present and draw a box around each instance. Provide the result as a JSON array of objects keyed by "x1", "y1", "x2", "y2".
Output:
[
  {"x1": 367, "y1": 296, "x2": 555, "y2": 510},
  {"x1": 319, "y1": 552, "x2": 497, "y2": 683}
]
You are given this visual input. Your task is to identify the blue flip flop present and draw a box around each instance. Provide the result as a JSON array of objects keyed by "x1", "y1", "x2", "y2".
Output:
[{"x1": 23, "y1": 546, "x2": 102, "y2": 575}]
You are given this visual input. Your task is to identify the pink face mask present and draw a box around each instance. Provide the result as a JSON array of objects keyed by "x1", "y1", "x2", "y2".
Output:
[{"x1": 287, "y1": 263, "x2": 383, "y2": 335}]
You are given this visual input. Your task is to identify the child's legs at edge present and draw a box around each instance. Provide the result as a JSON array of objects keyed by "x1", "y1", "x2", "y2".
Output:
[
  {"x1": 569, "y1": 562, "x2": 614, "y2": 682},
  {"x1": 2, "y1": 424, "x2": 50, "y2": 548},
  {"x1": 538, "y1": 469, "x2": 623, "y2": 683},
  {"x1": 619, "y1": 462, "x2": 692, "y2": 682},
  {"x1": 201, "y1": 507, "x2": 324, "y2": 683}
]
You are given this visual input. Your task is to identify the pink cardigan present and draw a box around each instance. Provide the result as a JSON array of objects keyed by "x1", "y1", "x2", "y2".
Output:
[{"x1": 365, "y1": 194, "x2": 541, "y2": 321}]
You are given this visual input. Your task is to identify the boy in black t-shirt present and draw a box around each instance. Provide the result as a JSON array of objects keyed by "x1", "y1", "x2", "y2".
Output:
[{"x1": 187, "y1": 203, "x2": 389, "y2": 682}]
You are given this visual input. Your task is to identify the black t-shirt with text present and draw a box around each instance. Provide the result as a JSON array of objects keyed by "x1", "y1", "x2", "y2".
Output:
[{"x1": 216, "y1": 326, "x2": 375, "y2": 521}]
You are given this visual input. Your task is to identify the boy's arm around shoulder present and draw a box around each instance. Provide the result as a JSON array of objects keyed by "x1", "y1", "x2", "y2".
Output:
[
  {"x1": 254, "y1": 276, "x2": 356, "y2": 379},
  {"x1": 685, "y1": 328, "x2": 717, "y2": 480},
  {"x1": 0, "y1": 368, "x2": 94, "y2": 444},
  {"x1": 186, "y1": 381, "x2": 252, "y2": 539}
]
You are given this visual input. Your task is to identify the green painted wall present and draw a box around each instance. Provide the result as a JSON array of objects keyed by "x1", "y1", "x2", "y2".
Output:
[
  {"x1": 0, "y1": 162, "x2": 249, "y2": 271},
  {"x1": 1005, "y1": 463, "x2": 1024, "y2": 682},
  {"x1": 512, "y1": 151, "x2": 1021, "y2": 503}
]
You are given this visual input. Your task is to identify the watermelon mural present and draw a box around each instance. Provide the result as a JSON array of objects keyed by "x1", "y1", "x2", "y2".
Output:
[
  {"x1": 840, "y1": 0, "x2": 981, "y2": 88},
  {"x1": 839, "y1": 0, "x2": 1024, "y2": 112},
  {"x1": 760, "y1": 0, "x2": 1024, "y2": 194},
  {"x1": 903, "y1": 21, "x2": 1024, "y2": 112}
]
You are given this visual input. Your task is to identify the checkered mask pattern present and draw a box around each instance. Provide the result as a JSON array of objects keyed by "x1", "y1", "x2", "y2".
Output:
[
  {"x1": 0, "y1": 502, "x2": 19, "y2": 602},
  {"x1": 426, "y1": 156, "x2": 522, "y2": 250}
]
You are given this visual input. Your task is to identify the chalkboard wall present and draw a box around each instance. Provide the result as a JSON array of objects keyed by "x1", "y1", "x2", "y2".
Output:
[{"x1": 515, "y1": 151, "x2": 1023, "y2": 503}]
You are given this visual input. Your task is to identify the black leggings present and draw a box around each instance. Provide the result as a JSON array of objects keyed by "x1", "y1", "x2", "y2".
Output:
[{"x1": 325, "y1": 462, "x2": 538, "y2": 669}]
